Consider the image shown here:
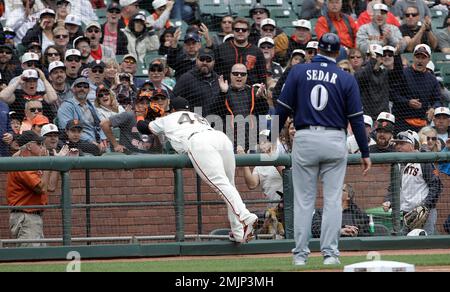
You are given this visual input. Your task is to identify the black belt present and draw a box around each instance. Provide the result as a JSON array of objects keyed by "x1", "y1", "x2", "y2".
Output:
[
  {"x1": 296, "y1": 125, "x2": 343, "y2": 131},
  {"x1": 11, "y1": 209, "x2": 43, "y2": 216}
]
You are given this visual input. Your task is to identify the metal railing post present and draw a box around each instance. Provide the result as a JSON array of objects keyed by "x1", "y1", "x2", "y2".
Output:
[
  {"x1": 282, "y1": 168, "x2": 294, "y2": 239},
  {"x1": 174, "y1": 168, "x2": 185, "y2": 242},
  {"x1": 85, "y1": 169, "x2": 91, "y2": 243},
  {"x1": 196, "y1": 174, "x2": 203, "y2": 235},
  {"x1": 61, "y1": 171, "x2": 72, "y2": 246},
  {"x1": 391, "y1": 163, "x2": 402, "y2": 235}
]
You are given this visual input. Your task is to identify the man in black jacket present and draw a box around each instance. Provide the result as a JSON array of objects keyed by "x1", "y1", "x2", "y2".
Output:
[
  {"x1": 173, "y1": 48, "x2": 220, "y2": 116},
  {"x1": 214, "y1": 18, "x2": 267, "y2": 86},
  {"x1": 209, "y1": 63, "x2": 269, "y2": 151}
]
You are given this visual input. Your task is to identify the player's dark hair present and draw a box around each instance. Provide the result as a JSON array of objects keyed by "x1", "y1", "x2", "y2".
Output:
[{"x1": 232, "y1": 18, "x2": 250, "y2": 30}]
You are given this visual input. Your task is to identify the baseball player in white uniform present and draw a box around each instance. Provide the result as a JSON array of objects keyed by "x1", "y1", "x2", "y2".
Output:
[{"x1": 147, "y1": 97, "x2": 259, "y2": 243}]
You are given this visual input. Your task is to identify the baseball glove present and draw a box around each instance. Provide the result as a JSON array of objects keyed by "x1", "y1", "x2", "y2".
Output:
[{"x1": 404, "y1": 205, "x2": 430, "y2": 230}]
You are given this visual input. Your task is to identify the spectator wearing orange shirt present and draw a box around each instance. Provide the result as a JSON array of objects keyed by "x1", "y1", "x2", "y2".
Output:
[
  {"x1": 315, "y1": 0, "x2": 359, "y2": 48},
  {"x1": 6, "y1": 130, "x2": 49, "y2": 247}
]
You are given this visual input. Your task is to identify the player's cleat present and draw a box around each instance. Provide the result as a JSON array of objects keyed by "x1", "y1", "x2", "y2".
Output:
[
  {"x1": 323, "y1": 256, "x2": 341, "y2": 265},
  {"x1": 293, "y1": 259, "x2": 307, "y2": 266},
  {"x1": 242, "y1": 214, "x2": 258, "y2": 243},
  {"x1": 228, "y1": 232, "x2": 240, "y2": 243}
]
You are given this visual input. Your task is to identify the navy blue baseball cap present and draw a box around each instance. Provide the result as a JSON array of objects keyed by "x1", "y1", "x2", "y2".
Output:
[
  {"x1": 318, "y1": 33, "x2": 341, "y2": 53},
  {"x1": 184, "y1": 33, "x2": 201, "y2": 43}
]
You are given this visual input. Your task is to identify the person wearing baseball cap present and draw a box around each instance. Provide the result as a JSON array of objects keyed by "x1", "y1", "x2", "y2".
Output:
[
  {"x1": 120, "y1": 0, "x2": 141, "y2": 27},
  {"x1": 258, "y1": 37, "x2": 284, "y2": 79},
  {"x1": 6, "y1": 128, "x2": 52, "y2": 246},
  {"x1": 100, "y1": 86, "x2": 158, "y2": 154},
  {"x1": 369, "y1": 120, "x2": 396, "y2": 153},
  {"x1": 432, "y1": 107, "x2": 450, "y2": 142},
  {"x1": 31, "y1": 114, "x2": 50, "y2": 135},
  {"x1": 102, "y1": 2, "x2": 129, "y2": 56},
  {"x1": 85, "y1": 21, "x2": 115, "y2": 63},
  {"x1": 356, "y1": 3, "x2": 403, "y2": 56},
  {"x1": 385, "y1": 129, "x2": 442, "y2": 235},
  {"x1": 169, "y1": 96, "x2": 190, "y2": 112},
  {"x1": 62, "y1": 119, "x2": 101, "y2": 156},
  {"x1": 3, "y1": 27, "x2": 16, "y2": 47},
  {"x1": 148, "y1": 0, "x2": 174, "y2": 32},
  {"x1": 347, "y1": 115, "x2": 376, "y2": 154},
  {"x1": 48, "y1": 61, "x2": 71, "y2": 102},
  {"x1": 122, "y1": 13, "x2": 160, "y2": 64},
  {"x1": 0, "y1": 66, "x2": 58, "y2": 123},
  {"x1": 64, "y1": 49, "x2": 82, "y2": 84},
  {"x1": 21, "y1": 8, "x2": 56, "y2": 51},
  {"x1": 392, "y1": 43, "x2": 440, "y2": 133},
  {"x1": 288, "y1": 19, "x2": 313, "y2": 58}
]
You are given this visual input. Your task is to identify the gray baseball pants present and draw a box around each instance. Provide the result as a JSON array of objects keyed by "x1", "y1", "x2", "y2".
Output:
[{"x1": 291, "y1": 127, "x2": 348, "y2": 262}]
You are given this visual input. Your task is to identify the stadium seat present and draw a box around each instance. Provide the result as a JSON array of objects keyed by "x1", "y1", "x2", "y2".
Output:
[
  {"x1": 291, "y1": 0, "x2": 304, "y2": 17},
  {"x1": 271, "y1": 8, "x2": 295, "y2": 19},
  {"x1": 432, "y1": 52, "x2": 450, "y2": 72},
  {"x1": 96, "y1": 8, "x2": 107, "y2": 19},
  {"x1": 261, "y1": 0, "x2": 291, "y2": 8},
  {"x1": 144, "y1": 52, "x2": 164, "y2": 68},
  {"x1": 440, "y1": 63, "x2": 450, "y2": 87}
]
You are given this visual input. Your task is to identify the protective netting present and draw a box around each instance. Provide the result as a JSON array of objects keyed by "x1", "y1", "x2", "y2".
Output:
[{"x1": 0, "y1": 0, "x2": 450, "y2": 245}]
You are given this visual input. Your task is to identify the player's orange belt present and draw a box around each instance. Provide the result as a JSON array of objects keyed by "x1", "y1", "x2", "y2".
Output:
[{"x1": 405, "y1": 118, "x2": 427, "y2": 128}]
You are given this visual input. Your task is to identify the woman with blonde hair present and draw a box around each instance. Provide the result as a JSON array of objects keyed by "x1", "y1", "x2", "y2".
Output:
[
  {"x1": 338, "y1": 59, "x2": 355, "y2": 74},
  {"x1": 104, "y1": 59, "x2": 121, "y2": 89},
  {"x1": 418, "y1": 126, "x2": 441, "y2": 153},
  {"x1": 94, "y1": 85, "x2": 126, "y2": 121}
]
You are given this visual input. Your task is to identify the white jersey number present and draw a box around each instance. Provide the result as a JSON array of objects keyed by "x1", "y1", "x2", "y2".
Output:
[
  {"x1": 177, "y1": 113, "x2": 210, "y2": 126},
  {"x1": 310, "y1": 85, "x2": 328, "y2": 111}
]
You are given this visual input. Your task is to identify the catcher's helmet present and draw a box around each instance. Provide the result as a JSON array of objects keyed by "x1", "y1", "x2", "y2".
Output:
[{"x1": 318, "y1": 33, "x2": 341, "y2": 52}]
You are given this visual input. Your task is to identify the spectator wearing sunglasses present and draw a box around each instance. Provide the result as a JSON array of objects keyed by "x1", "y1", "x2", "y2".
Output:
[
  {"x1": 393, "y1": 0, "x2": 431, "y2": 21},
  {"x1": 214, "y1": 18, "x2": 267, "y2": 86},
  {"x1": 100, "y1": 2, "x2": 128, "y2": 56},
  {"x1": 57, "y1": 77, "x2": 106, "y2": 149},
  {"x1": 123, "y1": 13, "x2": 159, "y2": 65},
  {"x1": 1, "y1": 69, "x2": 57, "y2": 123},
  {"x1": 248, "y1": 2, "x2": 270, "y2": 45},
  {"x1": 400, "y1": 6, "x2": 438, "y2": 52},
  {"x1": 357, "y1": 0, "x2": 400, "y2": 28},
  {"x1": 64, "y1": 49, "x2": 83, "y2": 85},
  {"x1": 0, "y1": 44, "x2": 21, "y2": 85},
  {"x1": 3, "y1": 26, "x2": 17, "y2": 47},
  {"x1": 86, "y1": 60, "x2": 106, "y2": 103},
  {"x1": 260, "y1": 18, "x2": 289, "y2": 67},
  {"x1": 22, "y1": 8, "x2": 57, "y2": 52},
  {"x1": 173, "y1": 48, "x2": 220, "y2": 115},
  {"x1": 418, "y1": 126, "x2": 441, "y2": 152},
  {"x1": 356, "y1": 3, "x2": 404, "y2": 55},
  {"x1": 53, "y1": 26, "x2": 70, "y2": 53},
  {"x1": 210, "y1": 63, "x2": 269, "y2": 151},
  {"x1": 94, "y1": 84, "x2": 125, "y2": 121},
  {"x1": 147, "y1": 58, "x2": 175, "y2": 99},
  {"x1": 18, "y1": 100, "x2": 43, "y2": 134},
  {"x1": 85, "y1": 21, "x2": 115, "y2": 63}
]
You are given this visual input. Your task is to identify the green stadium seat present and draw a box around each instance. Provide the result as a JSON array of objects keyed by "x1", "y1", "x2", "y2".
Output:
[
  {"x1": 96, "y1": 8, "x2": 107, "y2": 19},
  {"x1": 440, "y1": 63, "x2": 450, "y2": 88},
  {"x1": 291, "y1": 0, "x2": 304, "y2": 17},
  {"x1": 144, "y1": 52, "x2": 164, "y2": 68},
  {"x1": 432, "y1": 52, "x2": 450, "y2": 72},
  {"x1": 261, "y1": 0, "x2": 291, "y2": 8},
  {"x1": 271, "y1": 8, "x2": 295, "y2": 19},
  {"x1": 229, "y1": 0, "x2": 254, "y2": 17}
]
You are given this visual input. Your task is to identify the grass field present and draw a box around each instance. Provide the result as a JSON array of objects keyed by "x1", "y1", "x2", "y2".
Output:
[{"x1": 0, "y1": 253, "x2": 449, "y2": 272}]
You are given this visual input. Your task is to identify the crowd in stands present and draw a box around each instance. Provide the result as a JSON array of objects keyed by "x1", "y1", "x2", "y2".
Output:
[
  {"x1": 0, "y1": 0, "x2": 448, "y2": 159},
  {"x1": 1, "y1": 0, "x2": 450, "y2": 243}
]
